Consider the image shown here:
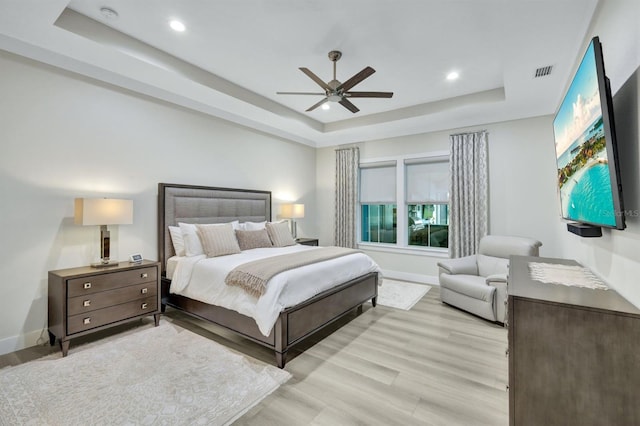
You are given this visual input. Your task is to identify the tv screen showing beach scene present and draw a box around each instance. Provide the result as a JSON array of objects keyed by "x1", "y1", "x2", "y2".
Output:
[{"x1": 553, "y1": 37, "x2": 622, "y2": 228}]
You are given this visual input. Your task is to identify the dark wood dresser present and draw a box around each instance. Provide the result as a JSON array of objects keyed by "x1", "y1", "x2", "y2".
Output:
[
  {"x1": 48, "y1": 260, "x2": 161, "y2": 356},
  {"x1": 507, "y1": 255, "x2": 640, "y2": 426}
]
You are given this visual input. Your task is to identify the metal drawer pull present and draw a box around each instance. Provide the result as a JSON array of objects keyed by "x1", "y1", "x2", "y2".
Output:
[
  {"x1": 83, "y1": 300, "x2": 91, "y2": 307},
  {"x1": 83, "y1": 317, "x2": 91, "y2": 325},
  {"x1": 141, "y1": 273, "x2": 148, "y2": 279},
  {"x1": 141, "y1": 288, "x2": 148, "y2": 294},
  {"x1": 141, "y1": 303, "x2": 148, "y2": 309},
  {"x1": 83, "y1": 282, "x2": 92, "y2": 289}
]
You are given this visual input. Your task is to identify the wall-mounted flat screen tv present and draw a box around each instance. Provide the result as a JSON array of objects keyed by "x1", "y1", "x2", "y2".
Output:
[{"x1": 552, "y1": 36, "x2": 625, "y2": 231}]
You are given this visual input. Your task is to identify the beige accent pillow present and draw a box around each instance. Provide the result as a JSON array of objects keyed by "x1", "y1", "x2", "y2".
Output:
[
  {"x1": 266, "y1": 221, "x2": 296, "y2": 247},
  {"x1": 196, "y1": 223, "x2": 241, "y2": 257},
  {"x1": 235, "y1": 229, "x2": 273, "y2": 250}
]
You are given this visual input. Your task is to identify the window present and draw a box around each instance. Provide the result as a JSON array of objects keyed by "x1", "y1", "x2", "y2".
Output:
[
  {"x1": 359, "y1": 162, "x2": 397, "y2": 244},
  {"x1": 359, "y1": 154, "x2": 449, "y2": 250},
  {"x1": 405, "y1": 159, "x2": 449, "y2": 248}
]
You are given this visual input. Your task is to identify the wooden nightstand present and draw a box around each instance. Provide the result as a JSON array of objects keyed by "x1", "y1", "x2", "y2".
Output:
[
  {"x1": 296, "y1": 238, "x2": 319, "y2": 246},
  {"x1": 48, "y1": 260, "x2": 161, "y2": 356}
]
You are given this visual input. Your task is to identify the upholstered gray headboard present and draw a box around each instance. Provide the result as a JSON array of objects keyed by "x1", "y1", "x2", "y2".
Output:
[{"x1": 158, "y1": 183, "x2": 272, "y2": 276}]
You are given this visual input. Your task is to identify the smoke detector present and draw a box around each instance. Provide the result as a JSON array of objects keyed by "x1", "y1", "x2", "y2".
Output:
[{"x1": 99, "y1": 7, "x2": 119, "y2": 20}]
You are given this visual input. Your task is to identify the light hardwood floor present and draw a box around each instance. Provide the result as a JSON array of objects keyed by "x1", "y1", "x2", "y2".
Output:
[{"x1": 0, "y1": 285, "x2": 508, "y2": 425}]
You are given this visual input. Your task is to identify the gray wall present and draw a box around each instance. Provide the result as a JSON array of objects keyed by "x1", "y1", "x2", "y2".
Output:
[{"x1": 0, "y1": 51, "x2": 317, "y2": 354}]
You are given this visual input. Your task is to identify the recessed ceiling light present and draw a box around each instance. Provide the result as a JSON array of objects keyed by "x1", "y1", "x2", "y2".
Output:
[
  {"x1": 99, "y1": 7, "x2": 118, "y2": 20},
  {"x1": 169, "y1": 20, "x2": 186, "y2": 32},
  {"x1": 446, "y1": 71, "x2": 459, "y2": 81},
  {"x1": 321, "y1": 103, "x2": 330, "y2": 110}
]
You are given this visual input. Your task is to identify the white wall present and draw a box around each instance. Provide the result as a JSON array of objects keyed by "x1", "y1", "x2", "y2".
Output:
[
  {"x1": 556, "y1": 0, "x2": 640, "y2": 307},
  {"x1": 316, "y1": 116, "x2": 563, "y2": 283},
  {"x1": 0, "y1": 51, "x2": 317, "y2": 354}
]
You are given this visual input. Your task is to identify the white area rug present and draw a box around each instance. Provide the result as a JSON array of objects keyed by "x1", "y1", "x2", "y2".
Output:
[
  {"x1": 376, "y1": 279, "x2": 431, "y2": 310},
  {"x1": 0, "y1": 322, "x2": 291, "y2": 425}
]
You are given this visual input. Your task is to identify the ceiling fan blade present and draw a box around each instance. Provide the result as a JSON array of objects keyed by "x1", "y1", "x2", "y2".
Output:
[
  {"x1": 336, "y1": 66, "x2": 375, "y2": 92},
  {"x1": 299, "y1": 68, "x2": 331, "y2": 91},
  {"x1": 306, "y1": 97, "x2": 329, "y2": 112},
  {"x1": 339, "y1": 98, "x2": 360, "y2": 113},
  {"x1": 345, "y1": 91, "x2": 393, "y2": 98},
  {"x1": 277, "y1": 92, "x2": 325, "y2": 95}
]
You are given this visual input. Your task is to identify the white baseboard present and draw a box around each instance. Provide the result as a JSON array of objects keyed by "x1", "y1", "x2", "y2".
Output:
[
  {"x1": 381, "y1": 269, "x2": 440, "y2": 286},
  {"x1": 0, "y1": 328, "x2": 48, "y2": 356}
]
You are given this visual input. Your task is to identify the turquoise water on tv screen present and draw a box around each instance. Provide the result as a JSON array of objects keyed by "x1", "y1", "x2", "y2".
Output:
[{"x1": 566, "y1": 163, "x2": 616, "y2": 227}]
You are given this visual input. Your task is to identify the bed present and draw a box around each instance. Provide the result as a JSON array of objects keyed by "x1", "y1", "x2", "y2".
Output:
[{"x1": 158, "y1": 183, "x2": 379, "y2": 368}]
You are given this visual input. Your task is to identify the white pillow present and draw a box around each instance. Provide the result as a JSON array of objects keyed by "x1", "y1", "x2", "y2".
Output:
[
  {"x1": 266, "y1": 221, "x2": 296, "y2": 247},
  {"x1": 242, "y1": 221, "x2": 267, "y2": 231},
  {"x1": 178, "y1": 223, "x2": 204, "y2": 256},
  {"x1": 168, "y1": 226, "x2": 185, "y2": 257},
  {"x1": 196, "y1": 223, "x2": 241, "y2": 257}
]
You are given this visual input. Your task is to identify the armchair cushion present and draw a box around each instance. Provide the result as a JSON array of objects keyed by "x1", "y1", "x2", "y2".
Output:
[
  {"x1": 439, "y1": 274, "x2": 495, "y2": 302},
  {"x1": 477, "y1": 254, "x2": 509, "y2": 278}
]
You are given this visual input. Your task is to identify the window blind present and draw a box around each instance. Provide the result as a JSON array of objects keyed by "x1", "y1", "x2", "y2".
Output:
[
  {"x1": 360, "y1": 162, "x2": 396, "y2": 203},
  {"x1": 405, "y1": 160, "x2": 449, "y2": 203}
]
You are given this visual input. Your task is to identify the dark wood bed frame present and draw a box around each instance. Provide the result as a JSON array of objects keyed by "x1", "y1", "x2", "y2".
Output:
[{"x1": 158, "y1": 183, "x2": 378, "y2": 368}]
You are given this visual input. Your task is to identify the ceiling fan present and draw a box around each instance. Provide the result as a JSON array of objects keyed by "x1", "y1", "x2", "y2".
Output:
[{"x1": 277, "y1": 50, "x2": 393, "y2": 113}]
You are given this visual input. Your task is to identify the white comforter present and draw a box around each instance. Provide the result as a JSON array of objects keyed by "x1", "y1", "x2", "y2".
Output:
[{"x1": 170, "y1": 245, "x2": 381, "y2": 336}]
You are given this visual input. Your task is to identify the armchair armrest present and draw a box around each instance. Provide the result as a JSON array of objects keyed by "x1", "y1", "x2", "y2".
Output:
[
  {"x1": 487, "y1": 273, "x2": 508, "y2": 323},
  {"x1": 437, "y1": 255, "x2": 478, "y2": 275},
  {"x1": 486, "y1": 273, "x2": 507, "y2": 284}
]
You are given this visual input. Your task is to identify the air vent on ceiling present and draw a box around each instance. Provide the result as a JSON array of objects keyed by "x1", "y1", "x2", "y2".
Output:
[{"x1": 534, "y1": 65, "x2": 553, "y2": 78}]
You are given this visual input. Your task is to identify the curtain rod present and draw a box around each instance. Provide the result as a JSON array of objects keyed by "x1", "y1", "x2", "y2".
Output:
[
  {"x1": 335, "y1": 146, "x2": 359, "y2": 152},
  {"x1": 449, "y1": 129, "x2": 488, "y2": 137}
]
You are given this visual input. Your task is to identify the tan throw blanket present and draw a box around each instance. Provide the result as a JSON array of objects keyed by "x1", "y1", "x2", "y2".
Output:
[{"x1": 225, "y1": 247, "x2": 360, "y2": 297}]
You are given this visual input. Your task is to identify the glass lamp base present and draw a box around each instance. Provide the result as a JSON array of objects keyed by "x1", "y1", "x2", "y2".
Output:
[{"x1": 90, "y1": 260, "x2": 119, "y2": 268}]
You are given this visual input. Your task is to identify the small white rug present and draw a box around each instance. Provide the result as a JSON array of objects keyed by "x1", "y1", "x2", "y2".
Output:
[
  {"x1": 376, "y1": 279, "x2": 431, "y2": 310},
  {"x1": 0, "y1": 322, "x2": 291, "y2": 425}
]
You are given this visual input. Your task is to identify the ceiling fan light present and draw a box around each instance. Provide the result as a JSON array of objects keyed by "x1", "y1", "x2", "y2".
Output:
[{"x1": 327, "y1": 94, "x2": 342, "y2": 102}]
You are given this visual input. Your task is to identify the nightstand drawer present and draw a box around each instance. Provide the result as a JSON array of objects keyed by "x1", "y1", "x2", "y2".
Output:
[
  {"x1": 67, "y1": 267, "x2": 157, "y2": 297},
  {"x1": 67, "y1": 283, "x2": 158, "y2": 316},
  {"x1": 67, "y1": 296, "x2": 158, "y2": 335}
]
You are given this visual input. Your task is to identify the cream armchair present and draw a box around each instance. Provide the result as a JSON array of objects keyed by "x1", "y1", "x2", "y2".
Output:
[{"x1": 437, "y1": 235, "x2": 542, "y2": 323}]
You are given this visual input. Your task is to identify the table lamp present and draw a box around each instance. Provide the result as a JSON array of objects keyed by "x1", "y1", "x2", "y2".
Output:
[
  {"x1": 74, "y1": 198, "x2": 133, "y2": 267},
  {"x1": 280, "y1": 203, "x2": 304, "y2": 239}
]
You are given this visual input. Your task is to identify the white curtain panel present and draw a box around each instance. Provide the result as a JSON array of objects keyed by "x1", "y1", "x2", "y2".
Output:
[
  {"x1": 449, "y1": 131, "x2": 489, "y2": 258},
  {"x1": 334, "y1": 147, "x2": 360, "y2": 248}
]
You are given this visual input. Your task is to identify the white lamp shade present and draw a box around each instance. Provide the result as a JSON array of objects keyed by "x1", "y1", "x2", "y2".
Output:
[
  {"x1": 280, "y1": 203, "x2": 305, "y2": 219},
  {"x1": 74, "y1": 198, "x2": 133, "y2": 226}
]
